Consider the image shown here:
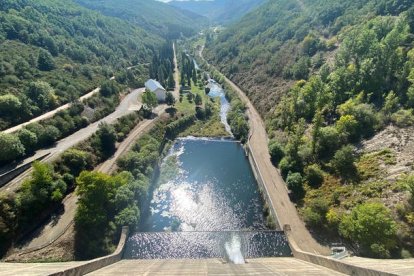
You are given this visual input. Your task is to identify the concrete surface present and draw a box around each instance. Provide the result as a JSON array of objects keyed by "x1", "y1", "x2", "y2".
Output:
[{"x1": 86, "y1": 258, "x2": 345, "y2": 276}]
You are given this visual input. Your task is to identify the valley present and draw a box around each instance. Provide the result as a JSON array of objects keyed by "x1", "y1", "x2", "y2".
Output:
[{"x1": 0, "y1": 0, "x2": 414, "y2": 275}]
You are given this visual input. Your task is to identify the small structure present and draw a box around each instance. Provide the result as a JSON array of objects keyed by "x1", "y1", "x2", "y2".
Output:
[{"x1": 145, "y1": 79, "x2": 166, "y2": 102}]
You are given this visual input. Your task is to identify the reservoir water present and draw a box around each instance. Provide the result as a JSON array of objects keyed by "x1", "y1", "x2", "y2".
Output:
[{"x1": 124, "y1": 77, "x2": 292, "y2": 260}]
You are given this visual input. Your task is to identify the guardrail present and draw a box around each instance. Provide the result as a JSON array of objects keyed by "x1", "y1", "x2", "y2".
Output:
[{"x1": 0, "y1": 153, "x2": 50, "y2": 188}]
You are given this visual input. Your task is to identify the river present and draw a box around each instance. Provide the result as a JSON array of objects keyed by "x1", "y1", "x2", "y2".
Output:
[{"x1": 124, "y1": 76, "x2": 291, "y2": 261}]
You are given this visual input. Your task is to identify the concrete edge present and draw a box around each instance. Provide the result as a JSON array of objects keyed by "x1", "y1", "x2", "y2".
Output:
[
  {"x1": 48, "y1": 226, "x2": 129, "y2": 276},
  {"x1": 284, "y1": 225, "x2": 398, "y2": 276}
]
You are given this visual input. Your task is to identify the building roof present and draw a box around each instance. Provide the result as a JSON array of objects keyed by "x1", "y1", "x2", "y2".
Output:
[{"x1": 145, "y1": 79, "x2": 165, "y2": 92}]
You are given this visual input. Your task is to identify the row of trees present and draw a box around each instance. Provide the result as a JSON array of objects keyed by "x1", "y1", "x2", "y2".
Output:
[
  {"x1": 149, "y1": 42, "x2": 175, "y2": 90},
  {"x1": 76, "y1": 123, "x2": 165, "y2": 259},
  {"x1": 0, "y1": 0, "x2": 158, "y2": 130}
]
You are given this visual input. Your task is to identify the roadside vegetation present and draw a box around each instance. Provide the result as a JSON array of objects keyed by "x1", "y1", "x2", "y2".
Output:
[
  {"x1": 0, "y1": 111, "x2": 141, "y2": 258},
  {"x1": 0, "y1": 0, "x2": 161, "y2": 131},
  {"x1": 205, "y1": 0, "x2": 414, "y2": 258}
]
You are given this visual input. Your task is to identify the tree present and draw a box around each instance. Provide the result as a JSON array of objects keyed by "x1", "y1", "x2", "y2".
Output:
[
  {"x1": 269, "y1": 140, "x2": 285, "y2": 165},
  {"x1": 0, "y1": 94, "x2": 21, "y2": 117},
  {"x1": 331, "y1": 145, "x2": 357, "y2": 180},
  {"x1": 339, "y1": 202, "x2": 397, "y2": 258},
  {"x1": 61, "y1": 149, "x2": 93, "y2": 176},
  {"x1": 165, "y1": 91, "x2": 175, "y2": 106},
  {"x1": 286, "y1": 172, "x2": 305, "y2": 200},
  {"x1": 100, "y1": 80, "x2": 119, "y2": 97},
  {"x1": 17, "y1": 129, "x2": 38, "y2": 153},
  {"x1": 37, "y1": 49, "x2": 55, "y2": 71},
  {"x1": 316, "y1": 126, "x2": 340, "y2": 158},
  {"x1": 0, "y1": 133, "x2": 25, "y2": 163},
  {"x1": 336, "y1": 115, "x2": 359, "y2": 142},
  {"x1": 142, "y1": 90, "x2": 158, "y2": 111},
  {"x1": 39, "y1": 125, "x2": 60, "y2": 146},
  {"x1": 194, "y1": 94, "x2": 202, "y2": 106},
  {"x1": 97, "y1": 123, "x2": 117, "y2": 156},
  {"x1": 305, "y1": 164, "x2": 324, "y2": 188},
  {"x1": 27, "y1": 81, "x2": 56, "y2": 110}
]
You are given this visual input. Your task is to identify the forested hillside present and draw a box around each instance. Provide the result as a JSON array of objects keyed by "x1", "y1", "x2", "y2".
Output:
[
  {"x1": 0, "y1": 0, "x2": 161, "y2": 131},
  {"x1": 205, "y1": 0, "x2": 414, "y2": 258},
  {"x1": 169, "y1": 0, "x2": 264, "y2": 23},
  {"x1": 74, "y1": 0, "x2": 206, "y2": 39}
]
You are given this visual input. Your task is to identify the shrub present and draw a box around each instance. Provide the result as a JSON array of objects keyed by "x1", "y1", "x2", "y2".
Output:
[
  {"x1": 305, "y1": 164, "x2": 324, "y2": 188},
  {"x1": 339, "y1": 202, "x2": 397, "y2": 258},
  {"x1": 331, "y1": 145, "x2": 357, "y2": 180},
  {"x1": 0, "y1": 133, "x2": 25, "y2": 163},
  {"x1": 269, "y1": 140, "x2": 285, "y2": 165},
  {"x1": 391, "y1": 109, "x2": 414, "y2": 127},
  {"x1": 286, "y1": 172, "x2": 305, "y2": 200}
]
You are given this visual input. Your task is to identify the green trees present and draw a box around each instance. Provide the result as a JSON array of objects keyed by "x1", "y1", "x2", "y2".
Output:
[
  {"x1": 17, "y1": 129, "x2": 37, "y2": 153},
  {"x1": 61, "y1": 149, "x2": 93, "y2": 176},
  {"x1": 37, "y1": 49, "x2": 55, "y2": 71},
  {"x1": 100, "y1": 80, "x2": 120, "y2": 97},
  {"x1": 142, "y1": 90, "x2": 158, "y2": 112},
  {"x1": 269, "y1": 140, "x2": 285, "y2": 165},
  {"x1": 27, "y1": 81, "x2": 56, "y2": 111},
  {"x1": 305, "y1": 164, "x2": 324, "y2": 188},
  {"x1": 165, "y1": 91, "x2": 175, "y2": 106},
  {"x1": 18, "y1": 162, "x2": 66, "y2": 227},
  {"x1": 96, "y1": 123, "x2": 117, "y2": 157},
  {"x1": 194, "y1": 94, "x2": 202, "y2": 106},
  {"x1": 339, "y1": 202, "x2": 397, "y2": 258},
  {"x1": 0, "y1": 94, "x2": 21, "y2": 117},
  {"x1": 0, "y1": 133, "x2": 25, "y2": 163},
  {"x1": 331, "y1": 145, "x2": 357, "y2": 180},
  {"x1": 286, "y1": 172, "x2": 304, "y2": 200}
]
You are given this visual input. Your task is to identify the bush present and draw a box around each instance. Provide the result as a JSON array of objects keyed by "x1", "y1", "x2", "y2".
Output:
[
  {"x1": 305, "y1": 164, "x2": 324, "y2": 188},
  {"x1": 17, "y1": 129, "x2": 38, "y2": 154},
  {"x1": 286, "y1": 172, "x2": 305, "y2": 200},
  {"x1": 269, "y1": 140, "x2": 285, "y2": 165},
  {"x1": 61, "y1": 149, "x2": 94, "y2": 176},
  {"x1": 331, "y1": 145, "x2": 357, "y2": 180},
  {"x1": 391, "y1": 109, "x2": 414, "y2": 127},
  {"x1": 0, "y1": 133, "x2": 25, "y2": 163},
  {"x1": 339, "y1": 202, "x2": 397, "y2": 258}
]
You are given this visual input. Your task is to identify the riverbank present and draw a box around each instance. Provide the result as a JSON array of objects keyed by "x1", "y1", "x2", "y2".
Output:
[{"x1": 197, "y1": 45, "x2": 329, "y2": 255}]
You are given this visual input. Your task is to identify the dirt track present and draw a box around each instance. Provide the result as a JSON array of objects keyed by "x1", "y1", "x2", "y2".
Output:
[{"x1": 199, "y1": 47, "x2": 328, "y2": 255}]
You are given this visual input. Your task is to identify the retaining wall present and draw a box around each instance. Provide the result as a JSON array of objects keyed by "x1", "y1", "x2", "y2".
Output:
[
  {"x1": 0, "y1": 153, "x2": 50, "y2": 188},
  {"x1": 245, "y1": 143, "x2": 282, "y2": 231},
  {"x1": 49, "y1": 226, "x2": 129, "y2": 276}
]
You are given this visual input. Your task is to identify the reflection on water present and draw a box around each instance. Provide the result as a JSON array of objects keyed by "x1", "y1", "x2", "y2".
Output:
[
  {"x1": 139, "y1": 138, "x2": 266, "y2": 232},
  {"x1": 125, "y1": 138, "x2": 292, "y2": 260},
  {"x1": 207, "y1": 80, "x2": 232, "y2": 135},
  {"x1": 123, "y1": 231, "x2": 292, "y2": 259}
]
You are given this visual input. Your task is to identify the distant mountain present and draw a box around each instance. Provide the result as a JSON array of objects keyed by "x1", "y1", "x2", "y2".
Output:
[
  {"x1": 75, "y1": 0, "x2": 207, "y2": 38},
  {"x1": 168, "y1": 0, "x2": 265, "y2": 23}
]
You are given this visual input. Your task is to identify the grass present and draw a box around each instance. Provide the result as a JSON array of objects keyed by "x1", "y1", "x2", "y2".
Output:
[{"x1": 175, "y1": 78, "x2": 228, "y2": 137}]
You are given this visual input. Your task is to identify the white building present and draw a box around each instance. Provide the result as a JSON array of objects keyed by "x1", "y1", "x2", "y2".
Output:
[{"x1": 145, "y1": 79, "x2": 166, "y2": 102}]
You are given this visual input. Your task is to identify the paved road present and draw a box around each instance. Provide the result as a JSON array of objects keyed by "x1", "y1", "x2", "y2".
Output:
[
  {"x1": 10, "y1": 44, "x2": 181, "y2": 256},
  {"x1": 1, "y1": 88, "x2": 144, "y2": 194},
  {"x1": 199, "y1": 48, "x2": 329, "y2": 255},
  {"x1": 3, "y1": 88, "x2": 101, "y2": 134}
]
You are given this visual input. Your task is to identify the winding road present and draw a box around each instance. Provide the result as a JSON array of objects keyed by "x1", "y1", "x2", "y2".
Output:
[
  {"x1": 198, "y1": 47, "x2": 329, "y2": 255},
  {"x1": 8, "y1": 43, "x2": 182, "y2": 258},
  {"x1": 1, "y1": 88, "x2": 144, "y2": 193}
]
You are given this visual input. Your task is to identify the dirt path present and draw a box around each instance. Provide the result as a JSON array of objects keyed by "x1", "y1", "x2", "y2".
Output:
[
  {"x1": 3, "y1": 88, "x2": 101, "y2": 134},
  {"x1": 8, "y1": 48, "x2": 182, "y2": 261},
  {"x1": 199, "y1": 49, "x2": 329, "y2": 255}
]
